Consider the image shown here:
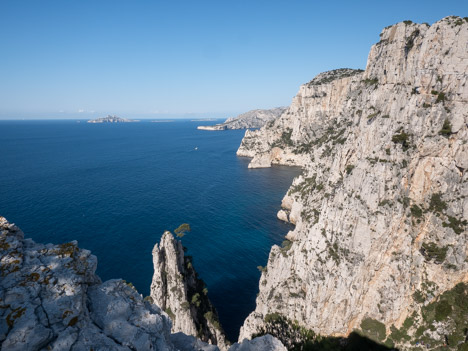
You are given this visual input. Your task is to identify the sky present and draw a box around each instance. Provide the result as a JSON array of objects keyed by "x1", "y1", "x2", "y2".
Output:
[{"x1": 0, "y1": 0, "x2": 467, "y2": 119}]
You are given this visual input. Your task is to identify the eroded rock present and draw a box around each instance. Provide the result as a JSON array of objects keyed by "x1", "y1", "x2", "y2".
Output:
[{"x1": 151, "y1": 231, "x2": 229, "y2": 351}]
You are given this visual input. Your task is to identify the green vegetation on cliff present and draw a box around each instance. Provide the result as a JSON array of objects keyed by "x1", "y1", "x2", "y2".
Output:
[
  {"x1": 253, "y1": 313, "x2": 392, "y2": 351},
  {"x1": 385, "y1": 283, "x2": 468, "y2": 350}
]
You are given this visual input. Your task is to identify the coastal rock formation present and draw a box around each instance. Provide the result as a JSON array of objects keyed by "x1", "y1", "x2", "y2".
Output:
[
  {"x1": 151, "y1": 231, "x2": 229, "y2": 351},
  {"x1": 197, "y1": 107, "x2": 286, "y2": 131},
  {"x1": 238, "y1": 17, "x2": 468, "y2": 349},
  {"x1": 87, "y1": 115, "x2": 138, "y2": 123},
  {"x1": 0, "y1": 216, "x2": 174, "y2": 351},
  {"x1": 0, "y1": 217, "x2": 285, "y2": 351}
]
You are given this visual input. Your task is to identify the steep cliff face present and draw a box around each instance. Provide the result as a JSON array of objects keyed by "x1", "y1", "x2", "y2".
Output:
[
  {"x1": 238, "y1": 17, "x2": 468, "y2": 349},
  {"x1": 151, "y1": 232, "x2": 229, "y2": 351},
  {"x1": 0, "y1": 216, "x2": 174, "y2": 351}
]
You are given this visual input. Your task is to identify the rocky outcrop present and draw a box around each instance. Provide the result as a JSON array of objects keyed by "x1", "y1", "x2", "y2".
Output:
[
  {"x1": 0, "y1": 217, "x2": 286, "y2": 351},
  {"x1": 238, "y1": 17, "x2": 468, "y2": 350},
  {"x1": 151, "y1": 231, "x2": 229, "y2": 351},
  {"x1": 88, "y1": 115, "x2": 138, "y2": 123},
  {"x1": 0, "y1": 216, "x2": 174, "y2": 351},
  {"x1": 230, "y1": 335, "x2": 286, "y2": 351},
  {"x1": 197, "y1": 108, "x2": 286, "y2": 131},
  {"x1": 171, "y1": 332, "x2": 220, "y2": 351}
]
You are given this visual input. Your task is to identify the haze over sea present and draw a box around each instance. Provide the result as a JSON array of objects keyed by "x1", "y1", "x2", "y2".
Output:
[{"x1": 0, "y1": 119, "x2": 300, "y2": 341}]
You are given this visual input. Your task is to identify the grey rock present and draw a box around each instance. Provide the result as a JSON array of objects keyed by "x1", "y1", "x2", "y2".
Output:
[
  {"x1": 0, "y1": 217, "x2": 174, "y2": 351},
  {"x1": 171, "y1": 332, "x2": 220, "y2": 351},
  {"x1": 0, "y1": 217, "x2": 285, "y2": 351},
  {"x1": 230, "y1": 335, "x2": 286, "y2": 351},
  {"x1": 151, "y1": 231, "x2": 230, "y2": 351}
]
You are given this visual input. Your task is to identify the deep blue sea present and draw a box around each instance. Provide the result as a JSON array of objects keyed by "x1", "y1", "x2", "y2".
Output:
[{"x1": 0, "y1": 119, "x2": 300, "y2": 341}]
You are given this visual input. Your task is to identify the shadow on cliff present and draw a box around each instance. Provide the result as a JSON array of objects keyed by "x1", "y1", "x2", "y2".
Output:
[
  {"x1": 252, "y1": 313, "x2": 397, "y2": 351},
  {"x1": 302, "y1": 332, "x2": 398, "y2": 351}
]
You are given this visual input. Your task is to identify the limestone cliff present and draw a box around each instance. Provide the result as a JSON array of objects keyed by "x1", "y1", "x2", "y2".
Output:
[
  {"x1": 238, "y1": 16, "x2": 468, "y2": 350},
  {"x1": 151, "y1": 231, "x2": 229, "y2": 351},
  {"x1": 197, "y1": 107, "x2": 286, "y2": 130}
]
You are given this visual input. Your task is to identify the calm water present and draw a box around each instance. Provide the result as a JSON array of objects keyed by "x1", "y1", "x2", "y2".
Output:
[{"x1": 0, "y1": 120, "x2": 300, "y2": 341}]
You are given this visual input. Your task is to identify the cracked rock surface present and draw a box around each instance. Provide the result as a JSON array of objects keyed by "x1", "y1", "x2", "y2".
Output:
[{"x1": 0, "y1": 216, "x2": 174, "y2": 351}]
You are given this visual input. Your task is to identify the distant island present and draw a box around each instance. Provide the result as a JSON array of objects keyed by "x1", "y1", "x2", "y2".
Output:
[
  {"x1": 87, "y1": 115, "x2": 139, "y2": 123},
  {"x1": 197, "y1": 107, "x2": 286, "y2": 130}
]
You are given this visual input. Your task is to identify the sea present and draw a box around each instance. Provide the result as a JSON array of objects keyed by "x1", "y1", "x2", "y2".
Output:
[{"x1": 0, "y1": 119, "x2": 301, "y2": 341}]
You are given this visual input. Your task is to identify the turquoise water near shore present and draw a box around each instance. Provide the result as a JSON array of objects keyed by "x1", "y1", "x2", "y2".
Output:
[{"x1": 0, "y1": 119, "x2": 301, "y2": 341}]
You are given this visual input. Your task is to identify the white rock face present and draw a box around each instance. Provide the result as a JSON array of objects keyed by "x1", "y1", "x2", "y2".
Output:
[
  {"x1": 198, "y1": 107, "x2": 287, "y2": 131},
  {"x1": 0, "y1": 217, "x2": 174, "y2": 351},
  {"x1": 151, "y1": 231, "x2": 229, "y2": 351},
  {"x1": 230, "y1": 335, "x2": 287, "y2": 351},
  {"x1": 237, "y1": 16, "x2": 468, "y2": 348}
]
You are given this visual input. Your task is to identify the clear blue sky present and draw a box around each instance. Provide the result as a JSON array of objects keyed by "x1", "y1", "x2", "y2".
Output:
[{"x1": 0, "y1": 0, "x2": 466, "y2": 119}]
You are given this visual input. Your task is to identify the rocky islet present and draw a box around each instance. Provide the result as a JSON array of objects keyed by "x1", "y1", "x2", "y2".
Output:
[{"x1": 87, "y1": 115, "x2": 139, "y2": 123}]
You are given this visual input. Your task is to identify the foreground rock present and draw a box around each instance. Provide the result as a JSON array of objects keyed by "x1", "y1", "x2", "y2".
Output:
[
  {"x1": 238, "y1": 17, "x2": 468, "y2": 350},
  {"x1": 87, "y1": 115, "x2": 138, "y2": 123},
  {"x1": 197, "y1": 108, "x2": 286, "y2": 130},
  {"x1": 0, "y1": 217, "x2": 285, "y2": 351},
  {"x1": 0, "y1": 216, "x2": 174, "y2": 351},
  {"x1": 171, "y1": 333, "x2": 220, "y2": 351},
  {"x1": 151, "y1": 231, "x2": 229, "y2": 351}
]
